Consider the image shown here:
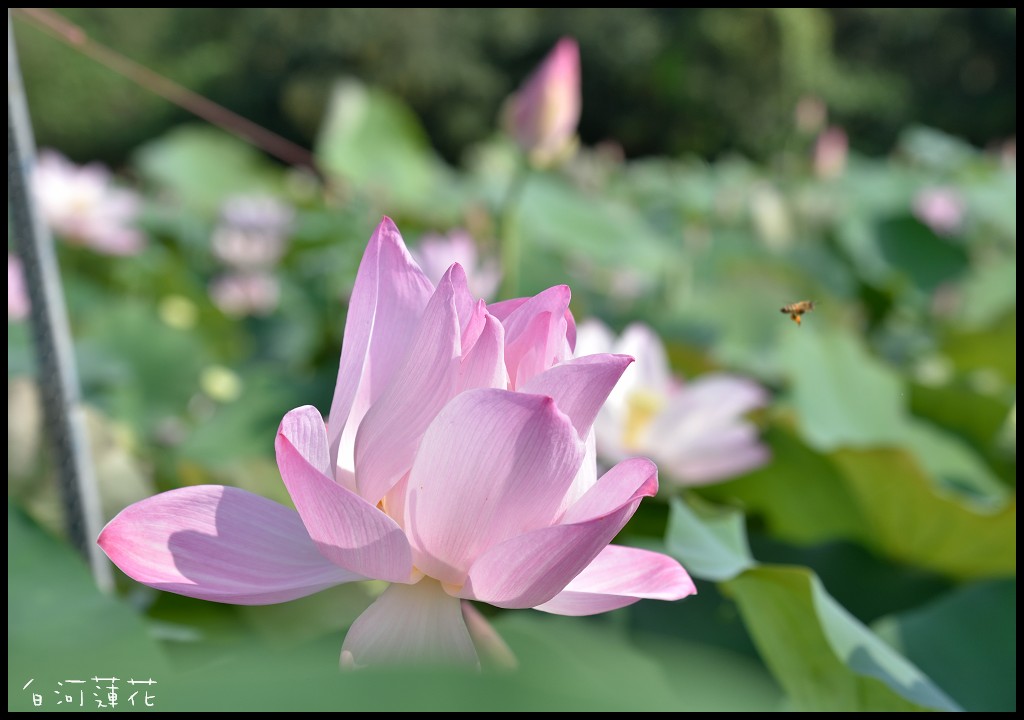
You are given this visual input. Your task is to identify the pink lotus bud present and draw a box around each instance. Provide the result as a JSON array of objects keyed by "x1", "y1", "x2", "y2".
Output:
[
  {"x1": 912, "y1": 186, "x2": 966, "y2": 237},
  {"x1": 504, "y1": 37, "x2": 581, "y2": 167},
  {"x1": 814, "y1": 126, "x2": 848, "y2": 180}
]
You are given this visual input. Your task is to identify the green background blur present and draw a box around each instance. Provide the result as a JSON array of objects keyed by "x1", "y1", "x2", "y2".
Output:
[{"x1": 8, "y1": 8, "x2": 1015, "y2": 712}]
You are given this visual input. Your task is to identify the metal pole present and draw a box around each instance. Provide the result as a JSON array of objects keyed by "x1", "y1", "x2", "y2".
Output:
[{"x1": 8, "y1": 13, "x2": 112, "y2": 591}]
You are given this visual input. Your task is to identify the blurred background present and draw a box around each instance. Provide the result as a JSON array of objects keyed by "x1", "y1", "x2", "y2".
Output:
[{"x1": 8, "y1": 8, "x2": 1015, "y2": 712}]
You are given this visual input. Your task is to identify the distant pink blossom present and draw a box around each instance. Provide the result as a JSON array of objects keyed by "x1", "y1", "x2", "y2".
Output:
[
  {"x1": 575, "y1": 320, "x2": 770, "y2": 486},
  {"x1": 211, "y1": 195, "x2": 294, "y2": 270},
  {"x1": 814, "y1": 127, "x2": 848, "y2": 180},
  {"x1": 412, "y1": 231, "x2": 501, "y2": 300},
  {"x1": 32, "y1": 150, "x2": 144, "y2": 255},
  {"x1": 100, "y1": 218, "x2": 694, "y2": 669},
  {"x1": 209, "y1": 272, "x2": 281, "y2": 317},
  {"x1": 912, "y1": 187, "x2": 966, "y2": 236},
  {"x1": 504, "y1": 37, "x2": 581, "y2": 166},
  {"x1": 8, "y1": 255, "x2": 30, "y2": 321}
]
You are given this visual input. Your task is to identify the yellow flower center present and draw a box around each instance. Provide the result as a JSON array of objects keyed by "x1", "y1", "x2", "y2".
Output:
[{"x1": 622, "y1": 388, "x2": 665, "y2": 452}]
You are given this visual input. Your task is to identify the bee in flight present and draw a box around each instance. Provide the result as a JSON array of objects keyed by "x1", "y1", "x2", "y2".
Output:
[{"x1": 781, "y1": 300, "x2": 815, "y2": 326}]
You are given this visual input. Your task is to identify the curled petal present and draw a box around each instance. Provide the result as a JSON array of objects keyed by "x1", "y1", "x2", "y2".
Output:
[
  {"x1": 327, "y1": 217, "x2": 434, "y2": 484},
  {"x1": 490, "y1": 286, "x2": 575, "y2": 385},
  {"x1": 406, "y1": 389, "x2": 584, "y2": 585},
  {"x1": 461, "y1": 458, "x2": 658, "y2": 608},
  {"x1": 277, "y1": 407, "x2": 414, "y2": 583},
  {"x1": 534, "y1": 544, "x2": 696, "y2": 616},
  {"x1": 457, "y1": 313, "x2": 508, "y2": 392},
  {"x1": 341, "y1": 579, "x2": 478, "y2": 669},
  {"x1": 98, "y1": 486, "x2": 359, "y2": 605}
]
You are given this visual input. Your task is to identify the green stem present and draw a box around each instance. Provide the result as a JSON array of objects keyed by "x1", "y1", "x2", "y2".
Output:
[{"x1": 498, "y1": 162, "x2": 530, "y2": 300}]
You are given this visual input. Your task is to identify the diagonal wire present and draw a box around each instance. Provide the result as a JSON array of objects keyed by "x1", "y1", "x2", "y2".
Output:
[{"x1": 12, "y1": 7, "x2": 318, "y2": 170}]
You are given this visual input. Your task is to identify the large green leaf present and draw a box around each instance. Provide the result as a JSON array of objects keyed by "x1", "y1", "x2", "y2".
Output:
[
  {"x1": 779, "y1": 325, "x2": 906, "y2": 450},
  {"x1": 831, "y1": 448, "x2": 1016, "y2": 579},
  {"x1": 517, "y1": 174, "x2": 672, "y2": 277},
  {"x1": 315, "y1": 80, "x2": 461, "y2": 220},
  {"x1": 156, "y1": 609, "x2": 781, "y2": 711},
  {"x1": 665, "y1": 496, "x2": 754, "y2": 582},
  {"x1": 8, "y1": 504, "x2": 169, "y2": 710},
  {"x1": 698, "y1": 427, "x2": 868, "y2": 545},
  {"x1": 874, "y1": 580, "x2": 1016, "y2": 712},
  {"x1": 725, "y1": 566, "x2": 961, "y2": 712},
  {"x1": 135, "y1": 125, "x2": 284, "y2": 214},
  {"x1": 876, "y1": 217, "x2": 968, "y2": 294}
]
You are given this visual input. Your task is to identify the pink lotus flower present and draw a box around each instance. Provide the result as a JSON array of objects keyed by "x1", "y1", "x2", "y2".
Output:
[
  {"x1": 912, "y1": 186, "x2": 966, "y2": 237},
  {"x1": 8, "y1": 254, "x2": 30, "y2": 321},
  {"x1": 504, "y1": 37, "x2": 581, "y2": 167},
  {"x1": 211, "y1": 195, "x2": 294, "y2": 270},
  {"x1": 813, "y1": 126, "x2": 848, "y2": 180},
  {"x1": 100, "y1": 218, "x2": 694, "y2": 668},
  {"x1": 209, "y1": 271, "x2": 281, "y2": 317},
  {"x1": 412, "y1": 230, "x2": 501, "y2": 300},
  {"x1": 575, "y1": 320, "x2": 770, "y2": 486},
  {"x1": 32, "y1": 150, "x2": 145, "y2": 255}
]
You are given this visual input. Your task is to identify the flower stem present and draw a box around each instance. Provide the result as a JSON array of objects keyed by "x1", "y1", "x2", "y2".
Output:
[{"x1": 498, "y1": 162, "x2": 530, "y2": 300}]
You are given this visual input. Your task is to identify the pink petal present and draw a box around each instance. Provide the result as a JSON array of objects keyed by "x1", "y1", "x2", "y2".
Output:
[
  {"x1": 326, "y1": 217, "x2": 434, "y2": 484},
  {"x1": 556, "y1": 428, "x2": 598, "y2": 518},
  {"x1": 451, "y1": 267, "x2": 486, "y2": 351},
  {"x1": 457, "y1": 313, "x2": 508, "y2": 392},
  {"x1": 353, "y1": 266, "x2": 462, "y2": 504},
  {"x1": 654, "y1": 374, "x2": 768, "y2": 432},
  {"x1": 519, "y1": 354, "x2": 633, "y2": 439},
  {"x1": 561, "y1": 457, "x2": 658, "y2": 524},
  {"x1": 661, "y1": 429, "x2": 770, "y2": 485},
  {"x1": 489, "y1": 285, "x2": 576, "y2": 360},
  {"x1": 277, "y1": 406, "x2": 414, "y2": 583},
  {"x1": 406, "y1": 389, "x2": 585, "y2": 586},
  {"x1": 98, "y1": 486, "x2": 359, "y2": 605},
  {"x1": 460, "y1": 458, "x2": 658, "y2": 608},
  {"x1": 534, "y1": 544, "x2": 696, "y2": 616},
  {"x1": 340, "y1": 579, "x2": 478, "y2": 669},
  {"x1": 497, "y1": 285, "x2": 573, "y2": 388}
]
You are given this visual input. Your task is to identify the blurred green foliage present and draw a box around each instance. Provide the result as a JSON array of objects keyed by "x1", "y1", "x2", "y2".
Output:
[
  {"x1": 15, "y1": 8, "x2": 1016, "y2": 164},
  {"x1": 8, "y1": 22, "x2": 1016, "y2": 712}
]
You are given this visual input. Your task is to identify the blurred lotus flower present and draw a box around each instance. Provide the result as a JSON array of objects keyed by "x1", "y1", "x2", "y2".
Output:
[
  {"x1": 412, "y1": 230, "x2": 501, "y2": 300},
  {"x1": 749, "y1": 184, "x2": 794, "y2": 250},
  {"x1": 212, "y1": 195, "x2": 294, "y2": 270},
  {"x1": 100, "y1": 217, "x2": 694, "y2": 669},
  {"x1": 31, "y1": 149, "x2": 144, "y2": 255},
  {"x1": 504, "y1": 37, "x2": 581, "y2": 167},
  {"x1": 575, "y1": 320, "x2": 770, "y2": 486},
  {"x1": 814, "y1": 126, "x2": 848, "y2": 180},
  {"x1": 209, "y1": 272, "x2": 281, "y2": 317},
  {"x1": 8, "y1": 255, "x2": 30, "y2": 321},
  {"x1": 912, "y1": 186, "x2": 966, "y2": 236}
]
